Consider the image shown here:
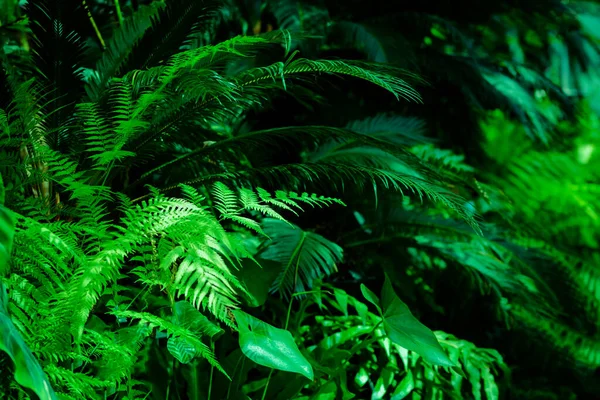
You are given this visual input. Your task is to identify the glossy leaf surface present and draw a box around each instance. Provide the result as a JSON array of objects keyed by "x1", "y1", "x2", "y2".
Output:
[{"x1": 233, "y1": 309, "x2": 314, "y2": 380}]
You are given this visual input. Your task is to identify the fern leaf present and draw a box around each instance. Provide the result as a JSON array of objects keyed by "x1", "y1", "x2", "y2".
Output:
[{"x1": 261, "y1": 219, "x2": 343, "y2": 298}]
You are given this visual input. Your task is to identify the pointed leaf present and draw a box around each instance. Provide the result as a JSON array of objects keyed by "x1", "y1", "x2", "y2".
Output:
[
  {"x1": 360, "y1": 283, "x2": 381, "y2": 314},
  {"x1": 481, "y1": 366, "x2": 498, "y2": 400},
  {"x1": 391, "y1": 370, "x2": 415, "y2": 400},
  {"x1": 233, "y1": 310, "x2": 314, "y2": 380},
  {"x1": 381, "y1": 275, "x2": 453, "y2": 367}
]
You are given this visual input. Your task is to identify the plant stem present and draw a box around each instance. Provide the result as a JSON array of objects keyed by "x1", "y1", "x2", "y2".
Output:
[
  {"x1": 226, "y1": 355, "x2": 244, "y2": 399},
  {"x1": 207, "y1": 342, "x2": 215, "y2": 400},
  {"x1": 264, "y1": 290, "x2": 299, "y2": 400},
  {"x1": 260, "y1": 369, "x2": 274, "y2": 400},
  {"x1": 114, "y1": 0, "x2": 123, "y2": 25},
  {"x1": 82, "y1": 0, "x2": 106, "y2": 49}
]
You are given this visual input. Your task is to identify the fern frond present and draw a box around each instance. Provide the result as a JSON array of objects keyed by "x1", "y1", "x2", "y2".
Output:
[
  {"x1": 85, "y1": 2, "x2": 163, "y2": 100},
  {"x1": 110, "y1": 310, "x2": 225, "y2": 374},
  {"x1": 177, "y1": 162, "x2": 479, "y2": 231},
  {"x1": 121, "y1": 0, "x2": 219, "y2": 72},
  {"x1": 24, "y1": 0, "x2": 88, "y2": 136},
  {"x1": 513, "y1": 306, "x2": 600, "y2": 368},
  {"x1": 239, "y1": 57, "x2": 422, "y2": 102},
  {"x1": 345, "y1": 113, "x2": 430, "y2": 145},
  {"x1": 261, "y1": 218, "x2": 343, "y2": 298}
]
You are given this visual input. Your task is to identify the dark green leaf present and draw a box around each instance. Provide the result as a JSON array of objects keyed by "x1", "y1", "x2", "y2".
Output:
[
  {"x1": 236, "y1": 258, "x2": 280, "y2": 307},
  {"x1": 360, "y1": 283, "x2": 381, "y2": 313},
  {"x1": 381, "y1": 275, "x2": 454, "y2": 367}
]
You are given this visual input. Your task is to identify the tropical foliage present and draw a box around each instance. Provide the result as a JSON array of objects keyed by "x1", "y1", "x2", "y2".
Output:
[{"x1": 0, "y1": 0, "x2": 598, "y2": 399}]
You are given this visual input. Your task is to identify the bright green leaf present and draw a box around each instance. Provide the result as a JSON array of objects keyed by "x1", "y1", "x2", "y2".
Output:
[
  {"x1": 233, "y1": 310, "x2": 314, "y2": 380},
  {"x1": 372, "y1": 366, "x2": 394, "y2": 400},
  {"x1": 167, "y1": 336, "x2": 196, "y2": 364},
  {"x1": 0, "y1": 206, "x2": 56, "y2": 399},
  {"x1": 391, "y1": 370, "x2": 415, "y2": 400},
  {"x1": 482, "y1": 366, "x2": 499, "y2": 400}
]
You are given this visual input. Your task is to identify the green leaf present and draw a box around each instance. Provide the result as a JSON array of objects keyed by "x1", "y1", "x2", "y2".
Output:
[
  {"x1": 391, "y1": 370, "x2": 415, "y2": 400},
  {"x1": 167, "y1": 336, "x2": 196, "y2": 364},
  {"x1": 262, "y1": 219, "x2": 343, "y2": 298},
  {"x1": 232, "y1": 310, "x2": 314, "y2": 380},
  {"x1": 310, "y1": 380, "x2": 337, "y2": 399},
  {"x1": 167, "y1": 301, "x2": 224, "y2": 364},
  {"x1": 372, "y1": 366, "x2": 394, "y2": 400},
  {"x1": 0, "y1": 206, "x2": 57, "y2": 400},
  {"x1": 173, "y1": 301, "x2": 224, "y2": 339},
  {"x1": 333, "y1": 288, "x2": 349, "y2": 316},
  {"x1": 482, "y1": 366, "x2": 499, "y2": 400},
  {"x1": 360, "y1": 283, "x2": 381, "y2": 313},
  {"x1": 380, "y1": 275, "x2": 454, "y2": 367},
  {"x1": 236, "y1": 258, "x2": 280, "y2": 307}
]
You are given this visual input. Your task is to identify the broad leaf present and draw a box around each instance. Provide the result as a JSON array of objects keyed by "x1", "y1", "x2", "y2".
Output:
[
  {"x1": 380, "y1": 275, "x2": 454, "y2": 367},
  {"x1": 236, "y1": 258, "x2": 281, "y2": 307},
  {"x1": 232, "y1": 310, "x2": 314, "y2": 380},
  {"x1": 0, "y1": 205, "x2": 57, "y2": 399}
]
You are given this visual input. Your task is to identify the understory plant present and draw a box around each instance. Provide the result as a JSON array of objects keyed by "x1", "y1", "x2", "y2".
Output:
[{"x1": 0, "y1": 0, "x2": 598, "y2": 399}]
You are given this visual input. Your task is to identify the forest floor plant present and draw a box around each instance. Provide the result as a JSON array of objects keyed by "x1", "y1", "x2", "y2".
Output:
[
  {"x1": 0, "y1": 0, "x2": 511, "y2": 399},
  {"x1": 1, "y1": 0, "x2": 599, "y2": 399}
]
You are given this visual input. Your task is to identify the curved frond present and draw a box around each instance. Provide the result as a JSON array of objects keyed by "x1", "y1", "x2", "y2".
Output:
[{"x1": 261, "y1": 218, "x2": 343, "y2": 298}]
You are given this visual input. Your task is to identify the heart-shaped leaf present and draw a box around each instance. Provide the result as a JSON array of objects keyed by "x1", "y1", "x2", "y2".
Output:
[
  {"x1": 380, "y1": 275, "x2": 454, "y2": 367},
  {"x1": 232, "y1": 310, "x2": 314, "y2": 380}
]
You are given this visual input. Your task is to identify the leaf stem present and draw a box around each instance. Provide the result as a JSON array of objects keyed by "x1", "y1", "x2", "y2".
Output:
[
  {"x1": 260, "y1": 369, "x2": 274, "y2": 400},
  {"x1": 82, "y1": 0, "x2": 106, "y2": 49},
  {"x1": 114, "y1": 0, "x2": 123, "y2": 25},
  {"x1": 208, "y1": 342, "x2": 215, "y2": 400}
]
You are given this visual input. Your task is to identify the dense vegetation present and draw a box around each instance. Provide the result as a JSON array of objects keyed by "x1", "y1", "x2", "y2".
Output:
[{"x1": 0, "y1": 0, "x2": 599, "y2": 398}]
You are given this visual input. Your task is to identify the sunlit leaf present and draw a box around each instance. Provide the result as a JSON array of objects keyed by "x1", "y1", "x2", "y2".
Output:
[
  {"x1": 391, "y1": 370, "x2": 415, "y2": 400},
  {"x1": 233, "y1": 310, "x2": 314, "y2": 380}
]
